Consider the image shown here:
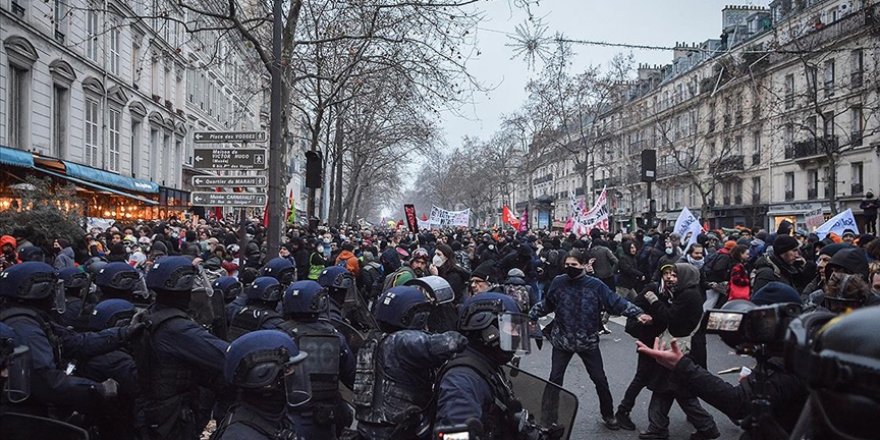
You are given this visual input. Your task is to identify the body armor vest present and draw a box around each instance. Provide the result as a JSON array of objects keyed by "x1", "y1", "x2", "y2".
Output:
[
  {"x1": 354, "y1": 332, "x2": 434, "y2": 426},
  {"x1": 227, "y1": 306, "x2": 281, "y2": 342},
  {"x1": 277, "y1": 320, "x2": 341, "y2": 401},
  {"x1": 437, "y1": 351, "x2": 516, "y2": 440},
  {"x1": 211, "y1": 403, "x2": 299, "y2": 440},
  {"x1": 0, "y1": 307, "x2": 62, "y2": 368}
]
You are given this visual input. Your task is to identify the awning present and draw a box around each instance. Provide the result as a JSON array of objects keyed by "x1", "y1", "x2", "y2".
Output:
[
  {"x1": 38, "y1": 168, "x2": 158, "y2": 205},
  {"x1": 63, "y1": 161, "x2": 159, "y2": 194},
  {"x1": 0, "y1": 145, "x2": 34, "y2": 168}
]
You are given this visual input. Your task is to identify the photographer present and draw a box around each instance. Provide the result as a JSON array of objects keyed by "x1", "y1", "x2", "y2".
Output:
[{"x1": 636, "y1": 283, "x2": 811, "y2": 439}]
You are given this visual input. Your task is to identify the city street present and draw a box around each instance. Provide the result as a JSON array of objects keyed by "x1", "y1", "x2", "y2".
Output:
[{"x1": 519, "y1": 317, "x2": 747, "y2": 440}]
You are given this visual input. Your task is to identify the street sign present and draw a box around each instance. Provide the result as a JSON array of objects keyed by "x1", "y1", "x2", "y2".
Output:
[
  {"x1": 192, "y1": 192, "x2": 267, "y2": 207},
  {"x1": 191, "y1": 175, "x2": 267, "y2": 187},
  {"x1": 193, "y1": 148, "x2": 267, "y2": 170},
  {"x1": 193, "y1": 131, "x2": 267, "y2": 143}
]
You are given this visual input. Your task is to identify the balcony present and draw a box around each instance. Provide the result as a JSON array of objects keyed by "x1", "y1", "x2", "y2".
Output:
[
  {"x1": 657, "y1": 161, "x2": 693, "y2": 179},
  {"x1": 784, "y1": 95, "x2": 794, "y2": 109},
  {"x1": 784, "y1": 136, "x2": 838, "y2": 160},
  {"x1": 852, "y1": 183, "x2": 864, "y2": 195},
  {"x1": 808, "y1": 188, "x2": 818, "y2": 199},
  {"x1": 594, "y1": 176, "x2": 621, "y2": 188},
  {"x1": 709, "y1": 155, "x2": 745, "y2": 174},
  {"x1": 785, "y1": 190, "x2": 795, "y2": 201},
  {"x1": 852, "y1": 71, "x2": 863, "y2": 89},
  {"x1": 533, "y1": 174, "x2": 553, "y2": 185}
]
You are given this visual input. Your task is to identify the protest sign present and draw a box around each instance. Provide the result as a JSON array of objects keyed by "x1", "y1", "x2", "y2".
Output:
[
  {"x1": 674, "y1": 207, "x2": 702, "y2": 251},
  {"x1": 404, "y1": 204, "x2": 419, "y2": 233},
  {"x1": 814, "y1": 209, "x2": 859, "y2": 239},
  {"x1": 428, "y1": 206, "x2": 470, "y2": 227}
]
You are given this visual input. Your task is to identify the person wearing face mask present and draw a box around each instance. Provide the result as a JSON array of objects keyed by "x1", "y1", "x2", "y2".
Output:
[
  {"x1": 529, "y1": 249, "x2": 651, "y2": 430},
  {"x1": 308, "y1": 239, "x2": 328, "y2": 281},
  {"x1": 431, "y1": 244, "x2": 469, "y2": 302},
  {"x1": 652, "y1": 239, "x2": 682, "y2": 282}
]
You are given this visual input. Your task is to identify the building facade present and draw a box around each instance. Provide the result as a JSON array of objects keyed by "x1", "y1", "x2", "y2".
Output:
[
  {"x1": 518, "y1": 0, "x2": 879, "y2": 233},
  {"x1": 1, "y1": 0, "x2": 267, "y2": 220}
]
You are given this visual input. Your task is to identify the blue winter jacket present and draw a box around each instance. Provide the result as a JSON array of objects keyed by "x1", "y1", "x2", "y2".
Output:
[{"x1": 530, "y1": 273, "x2": 643, "y2": 352}]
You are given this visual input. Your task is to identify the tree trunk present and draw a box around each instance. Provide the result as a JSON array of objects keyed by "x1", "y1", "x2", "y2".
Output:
[{"x1": 333, "y1": 114, "x2": 345, "y2": 224}]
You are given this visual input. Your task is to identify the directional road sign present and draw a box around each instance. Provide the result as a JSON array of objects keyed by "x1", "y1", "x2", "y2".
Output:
[
  {"x1": 193, "y1": 131, "x2": 267, "y2": 143},
  {"x1": 193, "y1": 148, "x2": 267, "y2": 170},
  {"x1": 191, "y1": 175, "x2": 267, "y2": 187},
  {"x1": 191, "y1": 192, "x2": 267, "y2": 207}
]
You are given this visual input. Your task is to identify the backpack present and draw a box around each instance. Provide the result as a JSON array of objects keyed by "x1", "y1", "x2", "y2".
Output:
[{"x1": 499, "y1": 283, "x2": 531, "y2": 313}]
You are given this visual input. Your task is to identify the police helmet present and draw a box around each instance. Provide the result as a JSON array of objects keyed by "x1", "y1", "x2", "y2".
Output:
[
  {"x1": 790, "y1": 306, "x2": 880, "y2": 440},
  {"x1": 238, "y1": 267, "x2": 260, "y2": 286},
  {"x1": 84, "y1": 257, "x2": 109, "y2": 279},
  {"x1": 224, "y1": 330, "x2": 311, "y2": 406},
  {"x1": 317, "y1": 266, "x2": 353, "y2": 291},
  {"x1": 405, "y1": 275, "x2": 454, "y2": 304},
  {"x1": 0, "y1": 262, "x2": 60, "y2": 301},
  {"x1": 374, "y1": 286, "x2": 433, "y2": 331},
  {"x1": 96, "y1": 262, "x2": 141, "y2": 291},
  {"x1": 459, "y1": 292, "x2": 530, "y2": 354},
  {"x1": 261, "y1": 258, "x2": 296, "y2": 286},
  {"x1": 212, "y1": 276, "x2": 244, "y2": 303},
  {"x1": 282, "y1": 281, "x2": 328, "y2": 318},
  {"x1": 245, "y1": 276, "x2": 283, "y2": 304},
  {"x1": 58, "y1": 268, "x2": 90, "y2": 295},
  {"x1": 89, "y1": 299, "x2": 136, "y2": 331},
  {"x1": 145, "y1": 256, "x2": 198, "y2": 293}
]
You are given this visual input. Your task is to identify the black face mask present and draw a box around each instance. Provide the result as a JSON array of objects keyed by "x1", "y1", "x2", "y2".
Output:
[{"x1": 564, "y1": 266, "x2": 583, "y2": 279}]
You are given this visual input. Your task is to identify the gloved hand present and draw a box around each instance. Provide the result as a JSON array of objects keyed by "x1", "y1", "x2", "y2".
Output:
[
  {"x1": 120, "y1": 321, "x2": 146, "y2": 341},
  {"x1": 432, "y1": 331, "x2": 469, "y2": 355},
  {"x1": 131, "y1": 308, "x2": 149, "y2": 326},
  {"x1": 94, "y1": 378, "x2": 119, "y2": 399},
  {"x1": 644, "y1": 291, "x2": 659, "y2": 304}
]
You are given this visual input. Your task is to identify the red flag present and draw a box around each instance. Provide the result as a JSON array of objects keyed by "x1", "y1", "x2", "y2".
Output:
[
  {"x1": 502, "y1": 205, "x2": 520, "y2": 229},
  {"x1": 262, "y1": 201, "x2": 269, "y2": 228}
]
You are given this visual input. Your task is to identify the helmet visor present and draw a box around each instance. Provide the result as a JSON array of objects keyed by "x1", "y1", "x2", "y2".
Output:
[
  {"x1": 499, "y1": 312, "x2": 531, "y2": 355},
  {"x1": 283, "y1": 361, "x2": 311, "y2": 407},
  {"x1": 6, "y1": 346, "x2": 31, "y2": 403}
]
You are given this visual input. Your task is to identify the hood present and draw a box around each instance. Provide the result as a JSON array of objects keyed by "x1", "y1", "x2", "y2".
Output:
[
  {"x1": 674, "y1": 263, "x2": 701, "y2": 291},
  {"x1": 337, "y1": 250, "x2": 355, "y2": 260},
  {"x1": 0, "y1": 235, "x2": 17, "y2": 250},
  {"x1": 826, "y1": 248, "x2": 869, "y2": 278},
  {"x1": 59, "y1": 247, "x2": 75, "y2": 259},
  {"x1": 380, "y1": 248, "x2": 401, "y2": 272}
]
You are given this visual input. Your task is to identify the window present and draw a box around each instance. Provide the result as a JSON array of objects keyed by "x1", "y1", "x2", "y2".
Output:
[
  {"x1": 150, "y1": 129, "x2": 161, "y2": 181},
  {"x1": 785, "y1": 172, "x2": 795, "y2": 201},
  {"x1": 752, "y1": 130, "x2": 762, "y2": 165},
  {"x1": 86, "y1": 8, "x2": 99, "y2": 61},
  {"x1": 851, "y1": 162, "x2": 863, "y2": 195},
  {"x1": 108, "y1": 109, "x2": 121, "y2": 172},
  {"x1": 162, "y1": 134, "x2": 171, "y2": 185},
  {"x1": 151, "y1": 57, "x2": 159, "y2": 96},
  {"x1": 823, "y1": 59, "x2": 835, "y2": 97},
  {"x1": 109, "y1": 20, "x2": 120, "y2": 75},
  {"x1": 52, "y1": 85, "x2": 69, "y2": 158},
  {"x1": 733, "y1": 180, "x2": 742, "y2": 205},
  {"x1": 806, "y1": 115, "x2": 817, "y2": 142},
  {"x1": 84, "y1": 98, "x2": 100, "y2": 167},
  {"x1": 806, "y1": 65, "x2": 817, "y2": 97},
  {"x1": 807, "y1": 169, "x2": 819, "y2": 199},
  {"x1": 784, "y1": 74, "x2": 794, "y2": 108},
  {"x1": 131, "y1": 119, "x2": 142, "y2": 177},
  {"x1": 164, "y1": 67, "x2": 172, "y2": 103},
  {"x1": 186, "y1": 70, "x2": 194, "y2": 103},
  {"x1": 131, "y1": 36, "x2": 142, "y2": 83},
  {"x1": 53, "y1": 0, "x2": 68, "y2": 41},
  {"x1": 7, "y1": 65, "x2": 29, "y2": 149},
  {"x1": 851, "y1": 106, "x2": 863, "y2": 146},
  {"x1": 851, "y1": 50, "x2": 864, "y2": 88},
  {"x1": 734, "y1": 136, "x2": 743, "y2": 156},
  {"x1": 751, "y1": 177, "x2": 761, "y2": 203},
  {"x1": 823, "y1": 111, "x2": 835, "y2": 138}
]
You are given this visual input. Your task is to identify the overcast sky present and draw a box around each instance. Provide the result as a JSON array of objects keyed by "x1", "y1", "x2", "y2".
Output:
[{"x1": 437, "y1": 0, "x2": 771, "y2": 147}]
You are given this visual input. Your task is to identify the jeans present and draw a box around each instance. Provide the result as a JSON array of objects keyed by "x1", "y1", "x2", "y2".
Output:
[
  {"x1": 549, "y1": 346, "x2": 614, "y2": 418},
  {"x1": 618, "y1": 350, "x2": 653, "y2": 413},
  {"x1": 647, "y1": 390, "x2": 717, "y2": 434}
]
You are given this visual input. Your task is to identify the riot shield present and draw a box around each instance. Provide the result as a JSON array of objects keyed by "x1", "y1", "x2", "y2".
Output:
[
  {"x1": 0, "y1": 412, "x2": 89, "y2": 440},
  {"x1": 405, "y1": 276, "x2": 454, "y2": 304},
  {"x1": 502, "y1": 364, "x2": 578, "y2": 440}
]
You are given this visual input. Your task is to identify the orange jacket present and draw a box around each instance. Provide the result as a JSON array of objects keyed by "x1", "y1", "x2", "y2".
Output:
[{"x1": 335, "y1": 250, "x2": 360, "y2": 276}]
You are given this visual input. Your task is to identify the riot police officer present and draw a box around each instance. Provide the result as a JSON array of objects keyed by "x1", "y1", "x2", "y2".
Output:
[
  {"x1": 318, "y1": 266, "x2": 376, "y2": 332},
  {"x1": 0, "y1": 321, "x2": 28, "y2": 405},
  {"x1": 261, "y1": 257, "x2": 297, "y2": 288},
  {"x1": 95, "y1": 262, "x2": 148, "y2": 305},
  {"x1": 215, "y1": 276, "x2": 246, "y2": 323},
  {"x1": 353, "y1": 286, "x2": 468, "y2": 439},
  {"x1": 78, "y1": 298, "x2": 140, "y2": 440},
  {"x1": 0, "y1": 262, "x2": 134, "y2": 415},
  {"x1": 435, "y1": 292, "x2": 536, "y2": 439},
  {"x1": 279, "y1": 280, "x2": 356, "y2": 439},
  {"x1": 212, "y1": 329, "x2": 310, "y2": 440},
  {"x1": 57, "y1": 267, "x2": 91, "y2": 330},
  {"x1": 227, "y1": 276, "x2": 285, "y2": 341},
  {"x1": 132, "y1": 256, "x2": 229, "y2": 440}
]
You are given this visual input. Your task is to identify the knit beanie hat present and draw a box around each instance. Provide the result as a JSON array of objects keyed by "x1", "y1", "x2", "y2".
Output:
[
  {"x1": 752, "y1": 281, "x2": 802, "y2": 306},
  {"x1": 773, "y1": 235, "x2": 800, "y2": 257}
]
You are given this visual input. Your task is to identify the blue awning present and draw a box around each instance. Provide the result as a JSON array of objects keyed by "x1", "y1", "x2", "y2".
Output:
[
  {"x1": 63, "y1": 161, "x2": 159, "y2": 194},
  {"x1": 38, "y1": 168, "x2": 158, "y2": 205},
  {"x1": 0, "y1": 145, "x2": 34, "y2": 168}
]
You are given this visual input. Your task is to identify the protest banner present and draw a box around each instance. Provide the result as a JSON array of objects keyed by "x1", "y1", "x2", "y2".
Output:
[
  {"x1": 519, "y1": 208, "x2": 529, "y2": 232},
  {"x1": 804, "y1": 209, "x2": 826, "y2": 232},
  {"x1": 404, "y1": 204, "x2": 419, "y2": 233},
  {"x1": 572, "y1": 186, "x2": 609, "y2": 234},
  {"x1": 428, "y1": 206, "x2": 470, "y2": 227},
  {"x1": 815, "y1": 209, "x2": 859, "y2": 239}
]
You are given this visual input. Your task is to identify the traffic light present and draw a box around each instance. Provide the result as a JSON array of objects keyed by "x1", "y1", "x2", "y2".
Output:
[
  {"x1": 641, "y1": 149, "x2": 656, "y2": 182},
  {"x1": 304, "y1": 151, "x2": 322, "y2": 188}
]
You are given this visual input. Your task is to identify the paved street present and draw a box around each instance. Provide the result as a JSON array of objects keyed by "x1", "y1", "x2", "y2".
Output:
[{"x1": 519, "y1": 317, "x2": 748, "y2": 440}]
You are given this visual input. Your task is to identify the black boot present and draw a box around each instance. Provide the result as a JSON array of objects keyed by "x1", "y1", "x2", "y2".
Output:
[{"x1": 615, "y1": 408, "x2": 636, "y2": 431}]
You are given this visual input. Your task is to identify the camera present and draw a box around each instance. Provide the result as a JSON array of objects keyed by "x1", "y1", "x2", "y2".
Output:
[{"x1": 701, "y1": 300, "x2": 803, "y2": 355}]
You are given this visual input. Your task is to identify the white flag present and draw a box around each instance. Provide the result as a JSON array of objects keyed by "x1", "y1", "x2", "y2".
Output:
[
  {"x1": 814, "y1": 209, "x2": 859, "y2": 239},
  {"x1": 674, "y1": 207, "x2": 702, "y2": 251}
]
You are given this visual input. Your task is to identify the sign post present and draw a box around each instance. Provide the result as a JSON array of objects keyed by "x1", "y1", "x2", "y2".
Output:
[
  {"x1": 192, "y1": 192, "x2": 267, "y2": 207},
  {"x1": 193, "y1": 148, "x2": 267, "y2": 170},
  {"x1": 191, "y1": 176, "x2": 267, "y2": 187},
  {"x1": 193, "y1": 131, "x2": 267, "y2": 143}
]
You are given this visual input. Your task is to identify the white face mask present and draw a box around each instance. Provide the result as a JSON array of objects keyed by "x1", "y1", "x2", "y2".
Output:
[{"x1": 433, "y1": 255, "x2": 446, "y2": 267}]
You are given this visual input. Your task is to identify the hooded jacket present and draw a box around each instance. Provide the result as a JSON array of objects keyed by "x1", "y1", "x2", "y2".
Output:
[
  {"x1": 335, "y1": 250, "x2": 360, "y2": 277},
  {"x1": 616, "y1": 241, "x2": 644, "y2": 290},
  {"x1": 646, "y1": 263, "x2": 704, "y2": 338},
  {"x1": 53, "y1": 246, "x2": 76, "y2": 270},
  {"x1": 752, "y1": 253, "x2": 802, "y2": 293}
]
